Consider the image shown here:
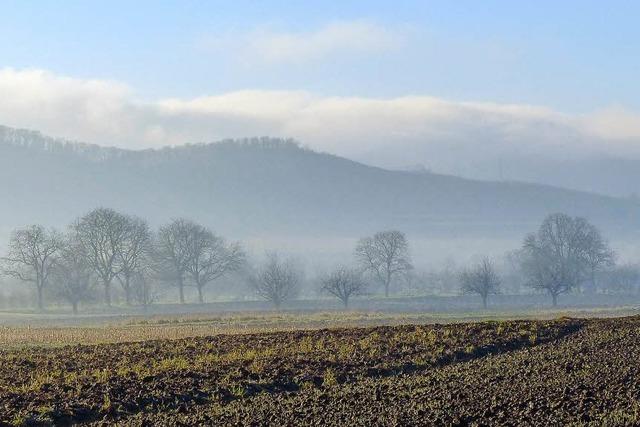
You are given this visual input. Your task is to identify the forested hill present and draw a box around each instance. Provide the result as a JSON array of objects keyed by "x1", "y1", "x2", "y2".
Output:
[{"x1": 0, "y1": 125, "x2": 638, "y2": 239}]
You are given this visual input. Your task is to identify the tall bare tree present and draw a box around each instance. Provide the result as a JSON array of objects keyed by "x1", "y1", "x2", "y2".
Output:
[
  {"x1": 72, "y1": 208, "x2": 128, "y2": 306},
  {"x1": 320, "y1": 266, "x2": 366, "y2": 308},
  {"x1": 521, "y1": 213, "x2": 607, "y2": 306},
  {"x1": 186, "y1": 225, "x2": 245, "y2": 303},
  {"x1": 51, "y1": 235, "x2": 94, "y2": 314},
  {"x1": 116, "y1": 215, "x2": 152, "y2": 305},
  {"x1": 1, "y1": 225, "x2": 62, "y2": 311},
  {"x1": 582, "y1": 224, "x2": 615, "y2": 293},
  {"x1": 155, "y1": 218, "x2": 195, "y2": 304},
  {"x1": 252, "y1": 252, "x2": 301, "y2": 309},
  {"x1": 459, "y1": 257, "x2": 501, "y2": 309},
  {"x1": 355, "y1": 230, "x2": 412, "y2": 297}
]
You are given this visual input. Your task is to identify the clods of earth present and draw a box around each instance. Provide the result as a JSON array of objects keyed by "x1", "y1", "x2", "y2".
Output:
[{"x1": 2, "y1": 316, "x2": 640, "y2": 426}]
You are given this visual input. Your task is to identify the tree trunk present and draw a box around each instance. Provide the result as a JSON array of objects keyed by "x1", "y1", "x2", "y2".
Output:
[
  {"x1": 178, "y1": 279, "x2": 185, "y2": 304},
  {"x1": 36, "y1": 285, "x2": 44, "y2": 312},
  {"x1": 104, "y1": 281, "x2": 112, "y2": 306},
  {"x1": 343, "y1": 296, "x2": 349, "y2": 309},
  {"x1": 482, "y1": 295, "x2": 487, "y2": 309},
  {"x1": 551, "y1": 292, "x2": 558, "y2": 307},
  {"x1": 384, "y1": 273, "x2": 391, "y2": 298},
  {"x1": 197, "y1": 285, "x2": 204, "y2": 304},
  {"x1": 124, "y1": 276, "x2": 132, "y2": 306},
  {"x1": 72, "y1": 301, "x2": 78, "y2": 315}
]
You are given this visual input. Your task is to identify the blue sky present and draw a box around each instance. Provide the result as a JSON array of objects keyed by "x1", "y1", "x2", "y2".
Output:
[
  {"x1": 1, "y1": 0, "x2": 638, "y2": 112},
  {"x1": 0, "y1": 0, "x2": 639, "y2": 175}
]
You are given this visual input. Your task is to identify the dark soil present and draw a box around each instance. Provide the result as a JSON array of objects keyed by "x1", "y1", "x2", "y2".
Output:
[{"x1": 3, "y1": 316, "x2": 638, "y2": 425}]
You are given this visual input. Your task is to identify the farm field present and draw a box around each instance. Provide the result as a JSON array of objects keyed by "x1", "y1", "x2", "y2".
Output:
[
  {"x1": 0, "y1": 306, "x2": 638, "y2": 347},
  {"x1": 1, "y1": 314, "x2": 640, "y2": 425}
]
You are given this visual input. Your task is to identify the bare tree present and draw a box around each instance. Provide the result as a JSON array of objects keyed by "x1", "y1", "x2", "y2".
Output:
[
  {"x1": 521, "y1": 213, "x2": 604, "y2": 306},
  {"x1": 503, "y1": 250, "x2": 527, "y2": 295},
  {"x1": 320, "y1": 266, "x2": 366, "y2": 308},
  {"x1": 51, "y1": 236, "x2": 94, "y2": 314},
  {"x1": 116, "y1": 215, "x2": 152, "y2": 305},
  {"x1": 355, "y1": 230, "x2": 412, "y2": 297},
  {"x1": 131, "y1": 269, "x2": 158, "y2": 309},
  {"x1": 155, "y1": 218, "x2": 195, "y2": 304},
  {"x1": 582, "y1": 224, "x2": 615, "y2": 293},
  {"x1": 459, "y1": 257, "x2": 501, "y2": 309},
  {"x1": 1, "y1": 225, "x2": 62, "y2": 311},
  {"x1": 252, "y1": 252, "x2": 301, "y2": 309},
  {"x1": 186, "y1": 225, "x2": 245, "y2": 303},
  {"x1": 72, "y1": 208, "x2": 128, "y2": 306}
]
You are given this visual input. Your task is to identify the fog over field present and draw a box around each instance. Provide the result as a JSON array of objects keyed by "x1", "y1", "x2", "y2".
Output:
[
  {"x1": 1, "y1": 125, "x2": 639, "y2": 266},
  {"x1": 1, "y1": 123, "x2": 640, "y2": 314}
]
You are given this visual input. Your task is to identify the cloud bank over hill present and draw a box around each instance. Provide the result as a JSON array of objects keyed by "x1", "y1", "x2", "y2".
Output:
[{"x1": 1, "y1": 67, "x2": 640, "y2": 193}]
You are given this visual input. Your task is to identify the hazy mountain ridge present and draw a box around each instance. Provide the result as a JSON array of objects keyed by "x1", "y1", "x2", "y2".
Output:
[
  {"x1": 0, "y1": 126, "x2": 638, "y2": 241},
  {"x1": 385, "y1": 146, "x2": 640, "y2": 199}
]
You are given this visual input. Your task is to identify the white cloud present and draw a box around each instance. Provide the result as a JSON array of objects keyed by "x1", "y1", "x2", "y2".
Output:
[
  {"x1": 1, "y1": 67, "x2": 640, "y2": 177},
  {"x1": 582, "y1": 107, "x2": 640, "y2": 141},
  {"x1": 158, "y1": 90, "x2": 312, "y2": 119},
  {"x1": 203, "y1": 20, "x2": 404, "y2": 64},
  {"x1": 0, "y1": 68, "x2": 135, "y2": 143}
]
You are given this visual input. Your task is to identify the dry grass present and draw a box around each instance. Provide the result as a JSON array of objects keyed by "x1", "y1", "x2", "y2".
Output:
[{"x1": 0, "y1": 306, "x2": 637, "y2": 348}]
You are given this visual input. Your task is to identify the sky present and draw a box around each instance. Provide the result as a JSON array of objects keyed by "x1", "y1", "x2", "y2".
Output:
[{"x1": 0, "y1": 0, "x2": 639, "y2": 173}]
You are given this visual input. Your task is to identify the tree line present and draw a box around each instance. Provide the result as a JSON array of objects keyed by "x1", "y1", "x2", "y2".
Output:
[
  {"x1": 0, "y1": 209, "x2": 631, "y2": 313},
  {"x1": 1, "y1": 208, "x2": 246, "y2": 313},
  {"x1": 332, "y1": 212, "x2": 619, "y2": 309},
  {"x1": 457, "y1": 212, "x2": 617, "y2": 307},
  {"x1": 0, "y1": 208, "x2": 414, "y2": 313}
]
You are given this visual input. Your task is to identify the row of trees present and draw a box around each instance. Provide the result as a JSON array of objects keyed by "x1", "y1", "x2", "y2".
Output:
[
  {"x1": 1, "y1": 208, "x2": 246, "y2": 312},
  {"x1": 0, "y1": 208, "x2": 415, "y2": 312},
  {"x1": 457, "y1": 213, "x2": 617, "y2": 307},
  {"x1": 0, "y1": 206, "x2": 415, "y2": 312},
  {"x1": 323, "y1": 213, "x2": 619, "y2": 309},
  {"x1": 0, "y1": 209, "x2": 629, "y2": 312},
  {"x1": 314, "y1": 230, "x2": 414, "y2": 307},
  {"x1": 240, "y1": 230, "x2": 413, "y2": 309}
]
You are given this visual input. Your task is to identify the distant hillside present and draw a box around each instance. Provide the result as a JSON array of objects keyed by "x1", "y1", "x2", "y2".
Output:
[{"x1": 0, "y1": 125, "x2": 639, "y2": 241}]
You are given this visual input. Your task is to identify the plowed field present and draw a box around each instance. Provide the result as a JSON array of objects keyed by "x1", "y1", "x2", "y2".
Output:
[{"x1": 2, "y1": 316, "x2": 639, "y2": 426}]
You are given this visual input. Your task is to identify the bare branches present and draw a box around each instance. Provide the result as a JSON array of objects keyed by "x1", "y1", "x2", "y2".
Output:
[
  {"x1": 183, "y1": 223, "x2": 246, "y2": 303},
  {"x1": 355, "y1": 230, "x2": 412, "y2": 297},
  {"x1": 320, "y1": 266, "x2": 366, "y2": 308},
  {"x1": 252, "y1": 252, "x2": 301, "y2": 309},
  {"x1": 72, "y1": 208, "x2": 129, "y2": 306},
  {"x1": 116, "y1": 215, "x2": 152, "y2": 305},
  {"x1": 582, "y1": 222, "x2": 615, "y2": 292},
  {"x1": 1, "y1": 225, "x2": 62, "y2": 310},
  {"x1": 155, "y1": 218, "x2": 245, "y2": 304},
  {"x1": 131, "y1": 270, "x2": 159, "y2": 308},
  {"x1": 520, "y1": 213, "x2": 613, "y2": 306},
  {"x1": 50, "y1": 235, "x2": 94, "y2": 314},
  {"x1": 459, "y1": 257, "x2": 500, "y2": 309},
  {"x1": 155, "y1": 218, "x2": 195, "y2": 304}
]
